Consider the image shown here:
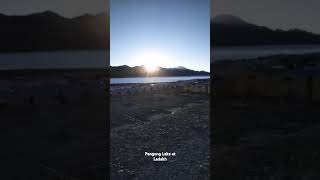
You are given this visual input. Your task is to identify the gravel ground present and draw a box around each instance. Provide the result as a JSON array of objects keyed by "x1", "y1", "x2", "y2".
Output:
[
  {"x1": 110, "y1": 93, "x2": 210, "y2": 180},
  {"x1": 0, "y1": 71, "x2": 107, "y2": 180},
  {"x1": 213, "y1": 97, "x2": 320, "y2": 180}
]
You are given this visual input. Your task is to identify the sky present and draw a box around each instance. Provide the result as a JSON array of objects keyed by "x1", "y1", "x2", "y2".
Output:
[
  {"x1": 111, "y1": 0, "x2": 210, "y2": 72},
  {"x1": 212, "y1": 0, "x2": 320, "y2": 34},
  {"x1": 0, "y1": 0, "x2": 107, "y2": 17}
]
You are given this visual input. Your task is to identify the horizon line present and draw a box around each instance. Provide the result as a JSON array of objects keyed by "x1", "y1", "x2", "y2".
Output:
[{"x1": 110, "y1": 64, "x2": 210, "y2": 72}]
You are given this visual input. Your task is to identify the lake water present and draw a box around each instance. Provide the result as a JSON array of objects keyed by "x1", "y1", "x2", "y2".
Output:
[
  {"x1": 0, "y1": 50, "x2": 209, "y2": 84},
  {"x1": 2, "y1": 46, "x2": 320, "y2": 69},
  {"x1": 111, "y1": 76, "x2": 210, "y2": 84},
  {"x1": 0, "y1": 50, "x2": 109, "y2": 70},
  {"x1": 212, "y1": 45, "x2": 320, "y2": 61}
]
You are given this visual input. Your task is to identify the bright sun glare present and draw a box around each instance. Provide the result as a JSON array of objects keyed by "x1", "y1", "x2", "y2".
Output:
[
  {"x1": 144, "y1": 64, "x2": 158, "y2": 73},
  {"x1": 133, "y1": 51, "x2": 170, "y2": 73}
]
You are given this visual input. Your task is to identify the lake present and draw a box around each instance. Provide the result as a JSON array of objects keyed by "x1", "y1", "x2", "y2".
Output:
[
  {"x1": 0, "y1": 50, "x2": 109, "y2": 70},
  {"x1": 111, "y1": 76, "x2": 210, "y2": 84},
  {"x1": 212, "y1": 45, "x2": 320, "y2": 61}
]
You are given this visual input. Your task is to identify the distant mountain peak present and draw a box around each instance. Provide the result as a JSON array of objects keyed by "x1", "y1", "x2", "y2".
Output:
[
  {"x1": 211, "y1": 14, "x2": 320, "y2": 47},
  {"x1": 36, "y1": 10, "x2": 59, "y2": 16},
  {"x1": 174, "y1": 66, "x2": 188, "y2": 70},
  {"x1": 29, "y1": 10, "x2": 64, "y2": 19},
  {"x1": 42, "y1": 10, "x2": 59, "y2": 15},
  {"x1": 213, "y1": 14, "x2": 249, "y2": 25},
  {"x1": 0, "y1": 11, "x2": 109, "y2": 52}
]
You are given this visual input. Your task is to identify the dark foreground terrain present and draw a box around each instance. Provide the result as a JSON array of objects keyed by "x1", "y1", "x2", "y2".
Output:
[
  {"x1": 110, "y1": 92, "x2": 210, "y2": 180},
  {"x1": 214, "y1": 97, "x2": 320, "y2": 179},
  {"x1": 0, "y1": 69, "x2": 107, "y2": 179},
  {"x1": 213, "y1": 53, "x2": 320, "y2": 179}
]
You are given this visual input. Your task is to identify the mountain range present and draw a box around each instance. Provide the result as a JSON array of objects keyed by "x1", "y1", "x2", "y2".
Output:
[
  {"x1": 2, "y1": 12, "x2": 318, "y2": 51},
  {"x1": 0, "y1": 11, "x2": 109, "y2": 52},
  {"x1": 211, "y1": 14, "x2": 320, "y2": 46},
  {"x1": 110, "y1": 65, "x2": 209, "y2": 78}
]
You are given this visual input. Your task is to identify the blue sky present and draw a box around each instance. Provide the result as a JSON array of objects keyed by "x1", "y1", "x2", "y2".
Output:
[{"x1": 110, "y1": 0, "x2": 210, "y2": 72}]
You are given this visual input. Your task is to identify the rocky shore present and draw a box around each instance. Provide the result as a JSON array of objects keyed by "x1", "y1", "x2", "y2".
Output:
[{"x1": 110, "y1": 79, "x2": 210, "y2": 96}]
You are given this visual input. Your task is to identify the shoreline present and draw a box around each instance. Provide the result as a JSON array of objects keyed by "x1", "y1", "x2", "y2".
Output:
[
  {"x1": 110, "y1": 76, "x2": 210, "y2": 86},
  {"x1": 110, "y1": 78, "x2": 210, "y2": 95}
]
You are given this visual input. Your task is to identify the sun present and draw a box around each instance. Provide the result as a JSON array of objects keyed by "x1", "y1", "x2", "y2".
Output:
[
  {"x1": 132, "y1": 51, "x2": 169, "y2": 73},
  {"x1": 144, "y1": 64, "x2": 158, "y2": 73}
]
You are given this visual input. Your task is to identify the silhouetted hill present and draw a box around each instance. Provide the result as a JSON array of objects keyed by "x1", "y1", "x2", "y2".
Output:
[
  {"x1": 213, "y1": 14, "x2": 251, "y2": 26},
  {"x1": 174, "y1": 66, "x2": 188, "y2": 70},
  {"x1": 0, "y1": 11, "x2": 109, "y2": 52},
  {"x1": 110, "y1": 65, "x2": 209, "y2": 78},
  {"x1": 211, "y1": 14, "x2": 320, "y2": 46}
]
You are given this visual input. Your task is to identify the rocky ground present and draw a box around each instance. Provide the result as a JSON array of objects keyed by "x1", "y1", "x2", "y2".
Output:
[
  {"x1": 110, "y1": 93, "x2": 210, "y2": 180},
  {"x1": 0, "y1": 70, "x2": 107, "y2": 180},
  {"x1": 213, "y1": 97, "x2": 320, "y2": 180},
  {"x1": 212, "y1": 53, "x2": 320, "y2": 179}
]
